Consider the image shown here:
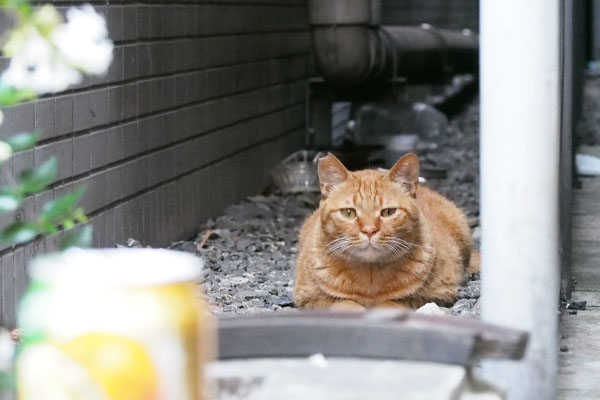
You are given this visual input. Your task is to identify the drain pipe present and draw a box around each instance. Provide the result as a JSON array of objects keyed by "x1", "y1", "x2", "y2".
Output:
[
  {"x1": 480, "y1": 0, "x2": 560, "y2": 399},
  {"x1": 308, "y1": 0, "x2": 478, "y2": 88}
]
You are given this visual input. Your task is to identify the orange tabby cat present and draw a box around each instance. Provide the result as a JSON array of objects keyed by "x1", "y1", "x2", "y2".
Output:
[{"x1": 293, "y1": 152, "x2": 478, "y2": 310}]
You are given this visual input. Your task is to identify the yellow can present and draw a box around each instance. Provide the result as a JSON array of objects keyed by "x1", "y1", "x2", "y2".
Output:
[{"x1": 16, "y1": 248, "x2": 208, "y2": 400}]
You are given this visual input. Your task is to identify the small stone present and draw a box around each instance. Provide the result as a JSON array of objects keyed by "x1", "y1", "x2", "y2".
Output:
[
  {"x1": 168, "y1": 241, "x2": 197, "y2": 254},
  {"x1": 237, "y1": 290, "x2": 267, "y2": 299},
  {"x1": 471, "y1": 226, "x2": 481, "y2": 241},
  {"x1": 224, "y1": 277, "x2": 250, "y2": 287},
  {"x1": 235, "y1": 239, "x2": 254, "y2": 251},
  {"x1": 275, "y1": 294, "x2": 294, "y2": 307},
  {"x1": 126, "y1": 238, "x2": 143, "y2": 248},
  {"x1": 560, "y1": 345, "x2": 569, "y2": 352},
  {"x1": 567, "y1": 301, "x2": 587, "y2": 310}
]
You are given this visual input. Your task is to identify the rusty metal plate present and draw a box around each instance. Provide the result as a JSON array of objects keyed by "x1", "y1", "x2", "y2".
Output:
[{"x1": 216, "y1": 310, "x2": 528, "y2": 366}]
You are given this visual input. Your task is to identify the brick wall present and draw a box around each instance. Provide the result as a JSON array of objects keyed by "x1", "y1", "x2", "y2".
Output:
[
  {"x1": 0, "y1": 0, "x2": 310, "y2": 326},
  {"x1": 382, "y1": 0, "x2": 479, "y2": 31}
]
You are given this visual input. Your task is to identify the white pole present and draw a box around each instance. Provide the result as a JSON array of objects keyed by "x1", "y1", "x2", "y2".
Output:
[{"x1": 480, "y1": 0, "x2": 560, "y2": 399}]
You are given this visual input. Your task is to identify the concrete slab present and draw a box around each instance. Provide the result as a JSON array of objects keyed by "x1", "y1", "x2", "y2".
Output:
[
  {"x1": 571, "y1": 291, "x2": 600, "y2": 307},
  {"x1": 206, "y1": 358, "x2": 485, "y2": 400},
  {"x1": 559, "y1": 175, "x2": 600, "y2": 399},
  {"x1": 559, "y1": 310, "x2": 600, "y2": 399}
]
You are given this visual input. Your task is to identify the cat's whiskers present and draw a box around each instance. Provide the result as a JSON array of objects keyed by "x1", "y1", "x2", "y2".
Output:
[
  {"x1": 382, "y1": 242, "x2": 404, "y2": 259},
  {"x1": 325, "y1": 237, "x2": 356, "y2": 263},
  {"x1": 384, "y1": 236, "x2": 432, "y2": 251}
]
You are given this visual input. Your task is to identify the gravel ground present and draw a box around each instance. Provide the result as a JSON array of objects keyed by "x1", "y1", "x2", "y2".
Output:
[
  {"x1": 152, "y1": 97, "x2": 483, "y2": 317},
  {"x1": 580, "y1": 76, "x2": 600, "y2": 145}
]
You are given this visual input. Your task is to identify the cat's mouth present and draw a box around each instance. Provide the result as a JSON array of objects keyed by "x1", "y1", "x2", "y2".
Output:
[{"x1": 358, "y1": 241, "x2": 378, "y2": 250}]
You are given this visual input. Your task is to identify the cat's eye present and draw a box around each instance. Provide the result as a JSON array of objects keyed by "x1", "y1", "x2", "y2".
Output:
[
  {"x1": 381, "y1": 208, "x2": 397, "y2": 217},
  {"x1": 340, "y1": 208, "x2": 357, "y2": 218}
]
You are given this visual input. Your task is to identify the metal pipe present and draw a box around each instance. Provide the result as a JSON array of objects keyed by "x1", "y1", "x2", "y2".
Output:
[
  {"x1": 480, "y1": 0, "x2": 560, "y2": 399},
  {"x1": 308, "y1": 0, "x2": 478, "y2": 88}
]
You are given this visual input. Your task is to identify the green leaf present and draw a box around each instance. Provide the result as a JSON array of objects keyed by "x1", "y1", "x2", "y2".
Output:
[
  {"x1": 38, "y1": 220, "x2": 57, "y2": 235},
  {"x1": 0, "y1": 193, "x2": 21, "y2": 212},
  {"x1": 40, "y1": 187, "x2": 85, "y2": 222},
  {"x1": 6, "y1": 132, "x2": 38, "y2": 152},
  {"x1": 0, "y1": 85, "x2": 36, "y2": 107},
  {"x1": 1, "y1": 222, "x2": 38, "y2": 245},
  {"x1": 19, "y1": 156, "x2": 57, "y2": 194},
  {"x1": 59, "y1": 225, "x2": 92, "y2": 250},
  {"x1": 73, "y1": 207, "x2": 88, "y2": 223}
]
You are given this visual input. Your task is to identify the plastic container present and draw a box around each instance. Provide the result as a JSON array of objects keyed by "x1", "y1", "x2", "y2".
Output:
[
  {"x1": 270, "y1": 150, "x2": 325, "y2": 193},
  {"x1": 412, "y1": 102, "x2": 448, "y2": 142},
  {"x1": 16, "y1": 248, "x2": 209, "y2": 400}
]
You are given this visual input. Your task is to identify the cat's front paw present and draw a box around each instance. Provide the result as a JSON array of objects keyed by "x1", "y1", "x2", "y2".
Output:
[
  {"x1": 330, "y1": 300, "x2": 366, "y2": 311},
  {"x1": 374, "y1": 300, "x2": 411, "y2": 309}
]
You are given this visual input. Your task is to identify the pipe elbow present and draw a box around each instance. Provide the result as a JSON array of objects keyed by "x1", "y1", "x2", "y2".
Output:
[{"x1": 311, "y1": 27, "x2": 383, "y2": 88}]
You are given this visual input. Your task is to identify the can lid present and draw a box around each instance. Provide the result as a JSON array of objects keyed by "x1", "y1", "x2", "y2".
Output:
[{"x1": 29, "y1": 248, "x2": 204, "y2": 287}]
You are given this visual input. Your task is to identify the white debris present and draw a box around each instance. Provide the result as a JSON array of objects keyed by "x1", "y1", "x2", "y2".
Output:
[
  {"x1": 415, "y1": 302, "x2": 446, "y2": 316},
  {"x1": 308, "y1": 353, "x2": 328, "y2": 368},
  {"x1": 576, "y1": 153, "x2": 600, "y2": 176}
]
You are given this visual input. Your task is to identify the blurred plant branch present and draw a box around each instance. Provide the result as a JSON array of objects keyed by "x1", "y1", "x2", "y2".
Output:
[{"x1": 0, "y1": 0, "x2": 114, "y2": 387}]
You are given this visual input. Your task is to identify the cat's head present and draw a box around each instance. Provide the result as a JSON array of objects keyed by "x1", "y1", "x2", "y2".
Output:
[{"x1": 317, "y1": 153, "x2": 422, "y2": 264}]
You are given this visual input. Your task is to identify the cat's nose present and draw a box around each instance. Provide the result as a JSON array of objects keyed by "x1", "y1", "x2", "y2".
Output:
[{"x1": 361, "y1": 226, "x2": 379, "y2": 238}]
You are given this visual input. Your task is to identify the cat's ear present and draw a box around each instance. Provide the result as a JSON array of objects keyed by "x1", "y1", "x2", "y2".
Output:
[
  {"x1": 318, "y1": 153, "x2": 350, "y2": 197},
  {"x1": 387, "y1": 153, "x2": 420, "y2": 196}
]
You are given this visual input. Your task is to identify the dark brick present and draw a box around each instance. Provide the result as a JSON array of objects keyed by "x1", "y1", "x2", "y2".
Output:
[
  {"x1": 72, "y1": 92, "x2": 91, "y2": 132},
  {"x1": 55, "y1": 95, "x2": 73, "y2": 136},
  {"x1": 121, "y1": 161, "x2": 136, "y2": 198},
  {"x1": 107, "y1": 6, "x2": 123, "y2": 42},
  {"x1": 122, "y1": 5, "x2": 137, "y2": 41},
  {"x1": 90, "y1": 130, "x2": 107, "y2": 169},
  {"x1": 149, "y1": 5, "x2": 163, "y2": 38},
  {"x1": 137, "y1": 81, "x2": 151, "y2": 116},
  {"x1": 13, "y1": 102, "x2": 34, "y2": 133},
  {"x1": 137, "y1": 5, "x2": 151, "y2": 39},
  {"x1": 34, "y1": 190, "x2": 53, "y2": 220},
  {"x1": 90, "y1": 171, "x2": 108, "y2": 212},
  {"x1": 106, "y1": 166, "x2": 122, "y2": 205},
  {"x1": 107, "y1": 46, "x2": 124, "y2": 84},
  {"x1": 1, "y1": 253, "x2": 16, "y2": 327},
  {"x1": 122, "y1": 122, "x2": 138, "y2": 159},
  {"x1": 137, "y1": 44, "x2": 151, "y2": 78},
  {"x1": 0, "y1": 107, "x2": 14, "y2": 139},
  {"x1": 108, "y1": 86, "x2": 124, "y2": 123},
  {"x1": 12, "y1": 149, "x2": 33, "y2": 177},
  {"x1": 123, "y1": 44, "x2": 138, "y2": 80},
  {"x1": 35, "y1": 99, "x2": 56, "y2": 140},
  {"x1": 123, "y1": 83, "x2": 138, "y2": 119},
  {"x1": 113, "y1": 204, "x2": 124, "y2": 245},
  {"x1": 72, "y1": 135, "x2": 91, "y2": 175},
  {"x1": 106, "y1": 126, "x2": 123, "y2": 164},
  {"x1": 88, "y1": 89, "x2": 108, "y2": 129},
  {"x1": 34, "y1": 143, "x2": 54, "y2": 169},
  {"x1": 55, "y1": 139, "x2": 73, "y2": 180}
]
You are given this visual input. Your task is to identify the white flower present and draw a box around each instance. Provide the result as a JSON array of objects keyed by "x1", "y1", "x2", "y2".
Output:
[
  {"x1": 1, "y1": 28, "x2": 81, "y2": 94},
  {"x1": 1, "y1": 4, "x2": 112, "y2": 95},
  {"x1": 0, "y1": 141, "x2": 13, "y2": 163},
  {"x1": 52, "y1": 5, "x2": 113, "y2": 75}
]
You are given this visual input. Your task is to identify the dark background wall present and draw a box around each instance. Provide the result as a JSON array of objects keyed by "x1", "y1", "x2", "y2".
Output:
[
  {"x1": 0, "y1": 0, "x2": 310, "y2": 326},
  {"x1": 382, "y1": 0, "x2": 479, "y2": 31}
]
